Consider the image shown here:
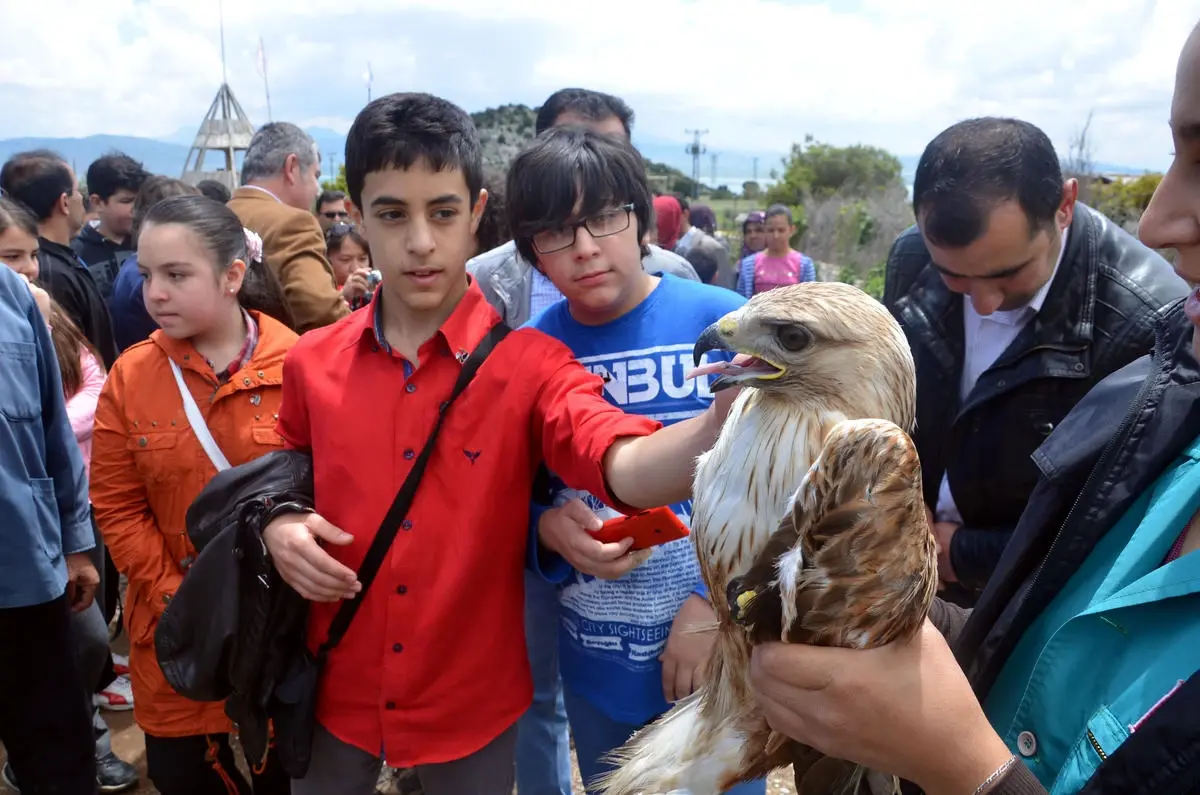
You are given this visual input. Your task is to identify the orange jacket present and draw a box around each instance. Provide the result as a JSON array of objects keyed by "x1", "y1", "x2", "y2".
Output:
[{"x1": 91, "y1": 312, "x2": 298, "y2": 738}]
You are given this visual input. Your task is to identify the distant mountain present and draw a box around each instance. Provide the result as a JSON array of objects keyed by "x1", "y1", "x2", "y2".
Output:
[
  {"x1": 0, "y1": 122, "x2": 1152, "y2": 191},
  {"x1": 0, "y1": 135, "x2": 192, "y2": 180}
]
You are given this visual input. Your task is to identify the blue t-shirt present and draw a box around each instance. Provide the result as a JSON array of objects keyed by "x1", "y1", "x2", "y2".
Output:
[{"x1": 528, "y1": 273, "x2": 746, "y2": 724}]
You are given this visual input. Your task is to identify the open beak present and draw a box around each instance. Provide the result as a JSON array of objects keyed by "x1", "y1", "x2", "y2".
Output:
[{"x1": 689, "y1": 314, "x2": 786, "y2": 392}]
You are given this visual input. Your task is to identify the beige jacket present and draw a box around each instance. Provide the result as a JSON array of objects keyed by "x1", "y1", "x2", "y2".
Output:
[{"x1": 228, "y1": 186, "x2": 349, "y2": 333}]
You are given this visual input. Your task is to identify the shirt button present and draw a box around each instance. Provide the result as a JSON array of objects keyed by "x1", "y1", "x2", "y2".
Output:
[
  {"x1": 392, "y1": 643, "x2": 403, "y2": 653},
  {"x1": 401, "y1": 520, "x2": 412, "y2": 531},
  {"x1": 1017, "y1": 730, "x2": 1037, "y2": 757},
  {"x1": 405, "y1": 383, "x2": 416, "y2": 393},
  {"x1": 371, "y1": 344, "x2": 381, "y2": 353},
  {"x1": 403, "y1": 449, "x2": 415, "y2": 460},
  {"x1": 385, "y1": 701, "x2": 396, "y2": 710},
  {"x1": 396, "y1": 585, "x2": 407, "y2": 595}
]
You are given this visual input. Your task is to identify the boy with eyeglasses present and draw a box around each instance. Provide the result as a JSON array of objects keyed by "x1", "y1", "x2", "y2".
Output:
[{"x1": 509, "y1": 127, "x2": 765, "y2": 794}]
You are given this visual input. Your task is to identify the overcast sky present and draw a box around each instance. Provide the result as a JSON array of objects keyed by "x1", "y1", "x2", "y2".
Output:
[{"x1": 1, "y1": 0, "x2": 1194, "y2": 169}]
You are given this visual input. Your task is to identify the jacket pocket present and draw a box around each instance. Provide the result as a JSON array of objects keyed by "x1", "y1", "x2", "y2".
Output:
[
  {"x1": 127, "y1": 431, "x2": 182, "y2": 484},
  {"x1": 1052, "y1": 705, "x2": 1129, "y2": 795},
  {"x1": 125, "y1": 585, "x2": 160, "y2": 647},
  {"x1": 0, "y1": 341, "x2": 39, "y2": 421},
  {"x1": 252, "y1": 426, "x2": 285, "y2": 447}
]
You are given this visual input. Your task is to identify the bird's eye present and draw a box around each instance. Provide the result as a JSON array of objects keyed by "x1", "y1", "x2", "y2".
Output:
[{"x1": 777, "y1": 326, "x2": 810, "y2": 352}]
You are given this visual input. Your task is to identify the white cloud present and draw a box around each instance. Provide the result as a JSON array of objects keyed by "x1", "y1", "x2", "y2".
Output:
[{"x1": 1, "y1": 0, "x2": 1194, "y2": 169}]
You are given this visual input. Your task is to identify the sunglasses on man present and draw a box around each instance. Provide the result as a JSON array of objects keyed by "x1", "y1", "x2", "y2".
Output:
[{"x1": 321, "y1": 210, "x2": 350, "y2": 220}]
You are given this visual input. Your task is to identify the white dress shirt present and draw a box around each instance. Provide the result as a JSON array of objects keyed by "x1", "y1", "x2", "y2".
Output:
[{"x1": 936, "y1": 230, "x2": 1069, "y2": 524}]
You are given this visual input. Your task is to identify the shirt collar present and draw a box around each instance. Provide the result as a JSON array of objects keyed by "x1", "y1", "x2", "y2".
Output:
[
  {"x1": 361, "y1": 277, "x2": 496, "y2": 363},
  {"x1": 1025, "y1": 227, "x2": 1070, "y2": 315},
  {"x1": 241, "y1": 184, "x2": 282, "y2": 203}
]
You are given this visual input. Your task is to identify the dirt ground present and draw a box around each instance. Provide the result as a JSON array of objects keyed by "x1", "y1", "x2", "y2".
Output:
[{"x1": 0, "y1": 631, "x2": 796, "y2": 794}]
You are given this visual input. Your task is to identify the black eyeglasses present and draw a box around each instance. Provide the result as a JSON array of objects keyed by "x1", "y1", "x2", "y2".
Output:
[
  {"x1": 531, "y1": 204, "x2": 635, "y2": 255},
  {"x1": 321, "y1": 210, "x2": 350, "y2": 220}
]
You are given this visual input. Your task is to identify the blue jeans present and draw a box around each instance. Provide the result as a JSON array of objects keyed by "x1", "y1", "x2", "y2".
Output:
[
  {"x1": 563, "y1": 685, "x2": 767, "y2": 795},
  {"x1": 515, "y1": 571, "x2": 572, "y2": 795}
]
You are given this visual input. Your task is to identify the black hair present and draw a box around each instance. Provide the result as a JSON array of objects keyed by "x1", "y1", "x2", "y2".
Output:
[
  {"x1": 474, "y1": 169, "x2": 509, "y2": 256},
  {"x1": 316, "y1": 189, "x2": 346, "y2": 210},
  {"x1": 912, "y1": 117, "x2": 1064, "y2": 248},
  {"x1": 506, "y1": 126, "x2": 652, "y2": 267},
  {"x1": 324, "y1": 222, "x2": 370, "y2": 259},
  {"x1": 674, "y1": 193, "x2": 690, "y2": 214},
  {"x1": 196, "y1": 179, "x2": 232, "y2": 204},
  {"x1": 344, "y1": 92, "x2": 483, "y2": 210},
  {"x1": 765, "y1": 204, "x2": 794, "y2": 224},
  {"x1": 140, "y1": 195, "x2": 295, "y2": 329},
  {"x1": 685, "y1": 242, "x2": 720, "y2": 284},
  {"x1": 0, "y1": 196, "x2": 39, "y2": 238},
  {"x1": 0, "y1": 149, "x2": 74, "y2": 222},
  {"x1": 86, "y1": 152, "x2": 149, "y2": 202},
  {"x1": 132, "y1": 176, "x2": 201, "y2": 240},
  {"x1": 535, "y1": 88, "x2": 635, "y2": 138}
]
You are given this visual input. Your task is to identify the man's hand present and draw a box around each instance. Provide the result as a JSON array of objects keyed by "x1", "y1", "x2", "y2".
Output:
[
  {"x1": 263, "y1": 512, "x2": 360, "y2": 601},
  {"x1": 65, "y1": 553, "x2": 100, "y2": 613},
  {"x1": 932, "y1": 521, "x2": 959, "y2": 584},
  {"x1": 340, "y1": 270, "x2": 371, "y2": 303},
  {"x1": 660, "y1": 593, "x2": 717, "y2": 702},
  {"x1": 749, "y1": 621, "x2": 1012, "y2": 795},
  {"x1": 537, "y1": 499, "x2": 652, "y2": 580}
]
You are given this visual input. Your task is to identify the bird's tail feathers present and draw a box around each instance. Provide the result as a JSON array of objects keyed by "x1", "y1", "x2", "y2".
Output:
[{"x1": 595, "y1": 690, "x2": 746, "y2": 795}]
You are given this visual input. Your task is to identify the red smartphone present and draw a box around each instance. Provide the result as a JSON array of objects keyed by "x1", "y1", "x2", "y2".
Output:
[{"x1": 592, "y1": 506, "x2": 690, "y2": 550}]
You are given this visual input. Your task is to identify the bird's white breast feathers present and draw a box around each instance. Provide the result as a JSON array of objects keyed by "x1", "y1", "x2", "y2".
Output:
[{"x1": 692, "y1": 390, "x2": 844, "y2": 582}]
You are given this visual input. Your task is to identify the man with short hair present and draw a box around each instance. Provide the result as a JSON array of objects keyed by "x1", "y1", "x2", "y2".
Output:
[
  {"x1": 227, "y1": 122, "x2": 351, "y2": 332},
  {"x1": 314, "y1": 188, "x2": 350, "y2": 233},
  {"x1": 467, "y1": 87, "x2": 699, "y2": 795},
  {"x1": 72, "y1": 152, "x2": 149, "y2": 302},
  {"x1": 0, "y1": 149, "x2": 118, "y2": 367},
  {"x1": 883, "y1": 117, "x2": 1186, "y2": 604}
]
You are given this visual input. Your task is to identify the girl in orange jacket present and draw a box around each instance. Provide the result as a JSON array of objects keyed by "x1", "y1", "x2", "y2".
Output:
[{"x1": 91, "y1": 195, "x2": 297, "y2": 795}]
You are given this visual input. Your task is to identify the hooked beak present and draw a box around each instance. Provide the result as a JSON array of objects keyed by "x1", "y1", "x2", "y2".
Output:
[{"x1": 692, "y1": 316, "x2": 738, "y2": 365}]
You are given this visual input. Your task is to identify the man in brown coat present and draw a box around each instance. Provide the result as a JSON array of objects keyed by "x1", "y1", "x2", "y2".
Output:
[{"x1": 228, "y1": 122, "x2": 354, "y2": 332}]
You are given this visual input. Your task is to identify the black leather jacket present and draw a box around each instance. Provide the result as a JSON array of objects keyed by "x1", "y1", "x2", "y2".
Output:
[
  {"x1": 957, "y1": 306, "x2": 1200, "y2": 795},
  {"x1": 155, "y1": 450, "x2": 314, "y2": 775},
  {"x1": 883, "y1": 205, "x2": 1185, "y2": 597}
]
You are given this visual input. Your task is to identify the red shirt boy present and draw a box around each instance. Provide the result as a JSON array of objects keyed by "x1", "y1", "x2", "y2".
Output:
[{"x1": 265, "y1": 93, "x2": 729, "y2": 795}]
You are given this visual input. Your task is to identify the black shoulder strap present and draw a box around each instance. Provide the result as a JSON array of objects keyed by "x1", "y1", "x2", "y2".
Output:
[{"x1": 317, "y1": 321, "x2": 511, "y2": 660}]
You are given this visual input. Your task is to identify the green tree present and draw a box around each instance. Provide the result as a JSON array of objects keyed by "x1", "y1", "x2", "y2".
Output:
[
  {"x1": 711, "y1": 185, "x2": 734, "y2": 200},
  {"x1": 742, "y1": 180, "x2": 762, "y2": 200},
  {"x1": 1092, "y1": 173, "x2": 1163, "y2": 226},
  {"x1": 323, "y1": 164, "x2": 349, "y2": 194},
  {"x1": 766, "y1": 134, "x2": 904, "y2": 206}
]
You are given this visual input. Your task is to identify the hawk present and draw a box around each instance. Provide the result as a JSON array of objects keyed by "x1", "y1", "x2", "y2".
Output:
[{"x1": 597, "y1": 282, "x2": 934, "y2": 795}]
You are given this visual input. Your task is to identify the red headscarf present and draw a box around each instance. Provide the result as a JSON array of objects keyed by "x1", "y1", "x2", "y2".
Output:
[{"x1": 653, "y1": 195, "x2": 683, "y2": 250}]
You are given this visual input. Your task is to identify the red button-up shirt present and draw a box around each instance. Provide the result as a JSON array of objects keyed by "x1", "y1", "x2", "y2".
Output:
[{"x1": 276, "y1": 282, "x2": 660, "y2": 766}]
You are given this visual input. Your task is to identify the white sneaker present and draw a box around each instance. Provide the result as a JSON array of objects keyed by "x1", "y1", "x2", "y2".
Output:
[
  {"x1": 94, "y1": 674, "x2": 134, "y2": 711},
  {"x1": 111, "y1": 653, "x2": 130, "y2": 677}
]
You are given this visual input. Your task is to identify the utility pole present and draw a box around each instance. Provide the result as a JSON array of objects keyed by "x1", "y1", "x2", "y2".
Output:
[
  {"x1": 710, "y1": 152, "x2": 719, "y2": 186},
  {"x1": 752, "y1": 156, "x2": 759, "y2": 183},
  {"x1": 685, "y1": 129, "x2": 708, "y2": 199}
]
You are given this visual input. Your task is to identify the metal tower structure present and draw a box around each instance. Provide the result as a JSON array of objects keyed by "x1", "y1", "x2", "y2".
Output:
[
  {"x1": 181, "y1": 0, "x2": 255, "y2": 190},
  {"x1": 685, "y1": 129, "x2": 708, "y2": 199}
]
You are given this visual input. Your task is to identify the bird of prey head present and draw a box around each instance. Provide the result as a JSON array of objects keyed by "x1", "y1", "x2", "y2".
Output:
[{"x1": 691, "y1": 283, "x2": 915, "y2": 425}]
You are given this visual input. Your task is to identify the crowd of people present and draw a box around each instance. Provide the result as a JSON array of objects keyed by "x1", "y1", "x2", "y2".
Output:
[{"x1": 0, "y1": 18, "x2": 1198, "y2": 795}]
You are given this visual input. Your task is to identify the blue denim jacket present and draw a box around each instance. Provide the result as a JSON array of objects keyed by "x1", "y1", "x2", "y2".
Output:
[{"x1": 0, "y1": 265, "x2": 94, "y2": 609}]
